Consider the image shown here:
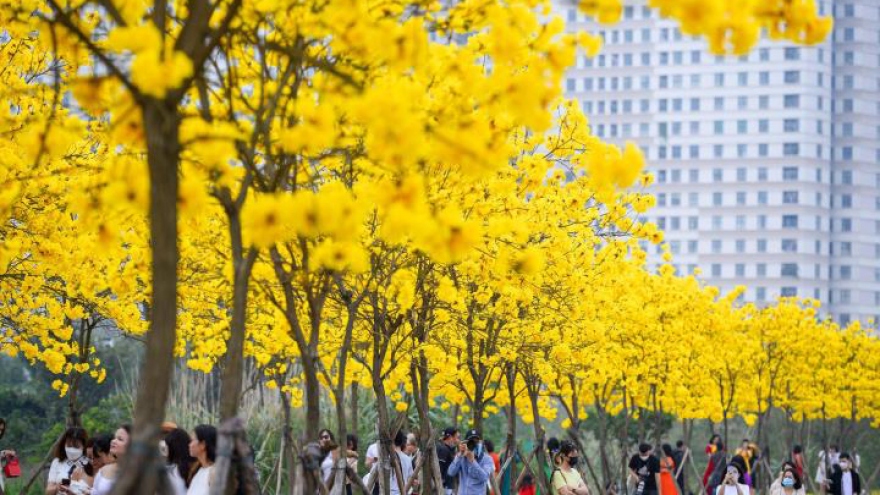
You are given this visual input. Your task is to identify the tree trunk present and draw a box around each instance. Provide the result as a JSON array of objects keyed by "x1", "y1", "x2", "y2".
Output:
[
  {"x1": 111, "y1": 100, "x2": 181, "y2": 495},
  {"x1": 412, "y1": 355, "x2": 443, "y2": 495},
  {"x1": 351, "y1": 383, "x2": 360, "y2": 438},
  {"x1": 218, "y1": 200, "x2": 258, "y2": 421},
  {"x1": 525, "y1": 379, "x2": 551, "y2": 495},
  {"x1": 596, "y1": 400, "x2": 612, "y2": 486}
]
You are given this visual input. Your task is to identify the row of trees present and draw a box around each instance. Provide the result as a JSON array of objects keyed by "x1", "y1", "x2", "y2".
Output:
[{"x1": 0, "y1": 0, "x2": 856, "y2": 494}]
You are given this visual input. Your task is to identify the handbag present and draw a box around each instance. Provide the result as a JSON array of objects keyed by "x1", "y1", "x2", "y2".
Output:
[{"x1": 3, "y1": 454, "x2": 21, "y2": 478}]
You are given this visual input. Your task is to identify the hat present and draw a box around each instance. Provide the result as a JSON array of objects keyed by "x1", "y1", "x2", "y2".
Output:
[
  {"x1": 465, "y1": 429, "x2": 481, "y2": 440},
  {"x1": 442, "y1": 427, "x2": 459, "y2": 438}
]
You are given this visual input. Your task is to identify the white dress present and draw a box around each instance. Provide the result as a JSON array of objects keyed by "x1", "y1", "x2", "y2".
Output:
[
  {"x1": 92, "y1": 471, "x2": 115, "y2": 495},
  {"x1": 188, "y1": 465, "x2": 214, "y2": 495},
  {"x1": 48, "y1": 457, "x2": 88, "y2": 484}
]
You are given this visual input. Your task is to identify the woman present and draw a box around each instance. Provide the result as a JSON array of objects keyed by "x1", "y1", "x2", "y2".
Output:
[
  {"x1": 770, "y1": 466, "x2": 805, "y2": 495},
  {"x1": 715, "y1": 463, "x2": 750, "y2": 495},
  {"x1": 660, "y1": 444, "x2": 680, "y2": 495},
  {"x1": 47, "y1": 427, "x2": 90, "y2": 495},
  {"x1": 187, "y1": 424, "x2": 217, "y2": 495},
  {"x1": 791, "y1": 447, "x2": 805, "y2": 480},
  {"x1": 318, "y1": 429, "x2": 337, "y2": 485},
  {"x1": 551, "y1": 441, "x2": 589, "y2": 495},
  {"x1": 166, "y1": 428, "x2": 194, "y2": 495},
  {"x1": 92, "y1": 425, "x2": 131, "y2": 495},
  {"x1": 345, "y1": 434, "x2": 359, "y2": 495},
  {"x1": 86, "y1": 434, "x2": 113, "y2": 474},
  {"x1": 703, "y1": 436, "x2": 722, "y2": 490}
]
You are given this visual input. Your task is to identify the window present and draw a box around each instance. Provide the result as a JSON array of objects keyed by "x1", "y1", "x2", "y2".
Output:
[
  {"x1": 784, "y1": 119, "x2": 799, "y2": 132},
  {"x1": 711, "y1": 264, "x2": 722, "y2": 277},
  {"x1": 735, "y1": 264, "x2": 745, "y2": 277},
  {"x1": 713, "y1": 145, "x2": 723, "y2": 158},
  {"x1": 840, "y1": 218, "x2": 852, "y2": 232},
  {"x1": 688, "y1": 192, "x2": 698, "y2": 207},
  {"x1": 783, "y1": 143, "x2": 800, "y2": 156},
  {"x1": 736, "y1": 192, "x2": 746, "y2": 206},
  {"x1": 759, "y1": 119, "x2": 769, "y2": 132},
  {"x1": 757, "y1": 215, "x2": 767, "y2": 229},
  {"x1": 688, "y1": 240, "x2": 698, "y2": 253},
  {"x1": 688, "y1": 217, "x2": 698, "y2": 230},
  {"x1": 759, "y1": 96, "x2": 769, "y2": 109},
  {"x1": 737, "y1": 120, "x2": 747, "y2": 134},
  {"x1": 784, "y1": 94, "x2": 800, "y2": 108},
  {"x1": 714, "y1": 121, "x2": 724, "y2": 135},
  {"x1": 841, "y1": 147, "x2": 853, "y2": 160},
  {"x1": 736, "y1": 240, "x2": 745, "y2": 254},
  {"x1": 737, "y1": 168, "x2": 747, "y2": 181},
  {"x1": 841, "y1": 242, "x2": 852, "y2": 256},
  {"x1": 783, "y1": 191, "x2": 799, "y2": 204},
  {"x1": 671, "y1": 170, "x2": 681, "y2": 183},
  {"x1": 783, "y1": 215, "x2": 799, "y2": 228},
  {"x1": 714, "y1": 97, "x2": 723, "y2": 111},
  {"x1": 757, "y1": 263, "x2": 767, "y2": 276},
  {"x1": 713, "y1": 192, "x2": 723, "y2": 206},
  {"x1": 784, "y1": 71, "x2": 800, "y2": 84},
  {"x1": 841, "y1": 170, "x2": 853, "y2": 185},
  {"x1": 781, "y1": 264, "x2": 799, "y2": 277},
  {"x1": 759, "y1": 71, "x2": 769, "y2": 85},
  {"x1": 756, "y1": 287, "x2": 766, "y2": 302},
  {"x1": 714, "y1": 73, "x2": 724, "y2": 86},
  {"x1": 783, "y1": 167, "x2": 798, "y2": 181},
  {"x1": 840, "y1": 266, "x2": 852, "y2": 280},
  {"x1": 784, "y1": 47, "x2": 800, "y2": 60},
  {"x1": 713, "y1": 169, "x2": 723, "y2": 182},
  {"x1": 781, "y1": 287, "x2": 797, "y2": 297},
  {"x1": 782, "y1": 239, "x2": 798, "y2": 252},
  {"x1": 738, "y1": 72, "x2": 748, "y2": 86},
  {"x1": 690, "y1": 98, "x2": 700, "y2": 111},
  {"x1": 689, "y1": 169, "x2": 699, "y2": 182},
  {"x1": 712, "y1": 240, "x2": 722, "y2": 253},
  {"x1": 689, "y1": 145, "x2": 699, "y2": 158},
  {"x1": 758, "y1": 191, "x2": 768, "y2": 205},
  {"x1": 712, "y1": 216, "x2": 722, "y2": 229},
  {"x1": 758, "y1": 168, "x2": 768, "y2": 181},
  {"x1": 736, "y1": 215, "x2": 746, "y2": 229},
  {"x1": 760, "y1": 48, "x2": 769, "y2": 61},
  {"x1": 759, "y1": 144, "x2": 769, "y2": 157},
  {"x1": 841, "y1": 194, "x2": 852, "y2": 208}
]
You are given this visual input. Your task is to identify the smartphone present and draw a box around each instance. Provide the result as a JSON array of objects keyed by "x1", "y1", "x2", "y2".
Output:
[{"x1": 61, "y1": 479, "x2": 71, "y2": 486}]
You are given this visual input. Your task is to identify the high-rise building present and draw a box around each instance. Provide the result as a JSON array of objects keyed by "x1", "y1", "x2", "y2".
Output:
[{"x1": 558, "y1": 1, "x2": 880, "y2": 324}]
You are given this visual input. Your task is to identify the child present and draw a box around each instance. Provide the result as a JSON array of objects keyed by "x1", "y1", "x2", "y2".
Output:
[{"x1": 519, "y1": 474, "x2": 536, "y2": 495}]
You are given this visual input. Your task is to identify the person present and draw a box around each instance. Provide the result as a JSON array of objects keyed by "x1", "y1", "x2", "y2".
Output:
[
  {"x1": 437, "y1": 427, "x2": 460, "y2": 495},
  {"x1": 705, "y1": 441, "x2": 727, "y2": 495},
  {"x1": 318, "y1": 429, "x2": 338, "y2": 485},
  {"x1": 46, "y1": 427, "x2": 90, "y2": 495},
  {"x1": 546, "y1": 438, "x2": 562, "y2": 495},
  {"x1": 672, "y1": 441, "x2": 687, "y2": 495},
  {"x1": 828, "y1": 453, "x2": 861, "y2": 495},
  {"x1": 770, "y1": 465, "x2": 805, "y2": 495},
  {"x1": 92, "y1": 424, "x2": 131, "y2": 495},
  {"x1": 702, "y1": 436, "x2": 723, "y2": 490},
  {"x1": 519, "y1": 474, "x2": 536, "y2": 495},
  {"x1": 448, "y1": 429, "x2": 495, "y2": 495},
  {"x1": 86, "y1": 434, "x2": 113, "y2": 474},
  {"x1": 714, "y1": 463, "x2": 750, "y2": 495},
  {"x1": 790, "y1": 446, "x2": 804, "y2": 480},
  {"x1": 187, "y1": 424, "x2": 217, "y2": 495},
  {"x1": 165, "y1": 428, "x2": 193, "y2": 495},
  {"x1": 388, "y1": 430, "x2": 414, "y2": 495},
  {"x1": 551, "y1": 441, "x2": 589, "y2": 495},
  {"x1": 816, "y1": 445, "x2": 840, "y2": 495},
  {"x1": 345, "y1": 434, "x2": 359, "y2": 495},
  {"x1": 659, "y1": 444, "x2": 679, "y2": 495},
  {"x1": 406, "y1": 433, "x2": 419, "y2": 458},
  {"x1": 629, "y1": 444, "x2": 661, "y2": 495},
  {"x1": 485, "y1": 440, "x2": 502, "y2": 476},
  {"x1": 734, "y1": 441, "x2": 757, "y2": 487}
]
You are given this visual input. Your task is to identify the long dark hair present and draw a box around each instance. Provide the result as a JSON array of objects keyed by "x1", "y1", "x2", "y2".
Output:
[
  {"x1": 194, "y1": 424, "x2": 217, "y2": 463},
  {"x1": 165, "y1": 428, "x2": 194, "y2": 484},
  {"x1": 662, "y1": 444, "x2": 674, "y2": 459},
  {"x1": 54, "y1": 427, "x2": 89, "y2": 461},
  {"x1": 782, "y1": 466, "x2": 803, "y2": 490}
]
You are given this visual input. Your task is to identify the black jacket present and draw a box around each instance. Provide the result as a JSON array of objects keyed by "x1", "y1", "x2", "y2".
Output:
[
  {"x1": 437, "y1": 442, "x2": 457, "y2": 489},
  {"x1": 829, "y1": 468, "x2": 861, "y2": 495}
]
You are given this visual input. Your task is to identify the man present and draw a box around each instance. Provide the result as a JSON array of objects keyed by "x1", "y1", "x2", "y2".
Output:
[
  {"x1": 448, "y1": 429, "x2": 496, "y2": 495},
  {"x1": 829, "y1": 453, "x2": 862, "y2": 495},
  {"x1": 437, "y1": 427, "x2": 460, "y2": 495},
  {"x1": 628, "y1": 443, "x2": 662, "y2": 495},
  {"x1": 389, "y1": 431, "x2": 415, "y2": 495},
  {"x1": 672, "y1": 441, "x2": 688, "y2": 495}
]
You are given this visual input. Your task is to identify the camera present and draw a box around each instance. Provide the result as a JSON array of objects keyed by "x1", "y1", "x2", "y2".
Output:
[{"x1": 466, "y1": 438, "x2": 478, "y2": 451}]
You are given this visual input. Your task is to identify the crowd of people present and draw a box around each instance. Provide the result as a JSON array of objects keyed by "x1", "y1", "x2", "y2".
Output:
[
  {"x1": 1, "y1": 422, "x2": 219, "y2": 495},
  {"x1": 0, "y1": 422, "x2": 870, "y2": 495}
]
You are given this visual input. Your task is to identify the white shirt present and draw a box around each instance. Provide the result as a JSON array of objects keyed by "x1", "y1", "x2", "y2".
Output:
[
  {"x1": 367, "y1": 442, "x2": 380, "y2": 461},
  {"x1": 390, "y1": 450, "x2": 414, "y2": 495},
  {"x1": 48, "y1": 457, "x2": 88, "y2": 484},
  {"x1": 188, "y1": 465, "x2": 214, "y2": 495},
  {"x1": 322, "y1": 454, "x2": 335, "y2": 483},
  {"x1": 167, "y1": 464, "x2": 188, "y2": 495},
  {"x1": 841, "y1": 472, "x2": 853, "y2": 495},
  {"x1": 718, "y1": 484, "x2": 751, "y2": 495},
  {"x1": 92, "y1": 471, "x2": 114, "y2": 495}
]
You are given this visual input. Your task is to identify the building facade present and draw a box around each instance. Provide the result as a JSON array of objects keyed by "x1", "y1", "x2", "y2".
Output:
[{"x1": 558, "y1": 0, "x2": 880, "y2": 324}]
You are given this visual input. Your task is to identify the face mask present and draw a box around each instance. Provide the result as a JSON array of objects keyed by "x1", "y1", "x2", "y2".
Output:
[
  {"x1": 66, "y1": 447, "x2": 83, "y2": 461},
  {"x1": 474, "y1": 443, "x2": 484, "y2": 457},
  {"x1": 569, "y1": 457, "x2": 579, "y2": 467},
  {"x1": 782, "y1": 479, "x2": 794, "y2": 488}
]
